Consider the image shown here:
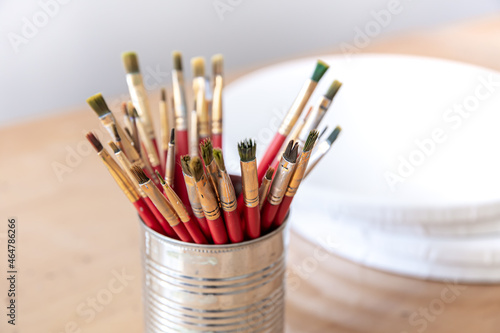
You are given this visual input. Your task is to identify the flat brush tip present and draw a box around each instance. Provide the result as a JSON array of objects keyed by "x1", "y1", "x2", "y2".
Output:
[
  {"x1": 86, "y1": 93, "x2": 110, "y2": 117},
  {"x1": 170, "y1": 128, "x2": 175, "y2": 144},
  {"x1": 265, "y1": 166, "x2": 275, "y2": 180},
  {"x1": 200, "y1": 139, "x2": 213, "y2": 166},
  {"x1": 327, "y1": 126, "x2": 342, "y2": 144},
  {"x1": 191, "y1": 57, "x2": 205, "y2": 77},
  {"x1": 213, "y1": 148, "x2": 225, "y2": 171},
  {"x1": 303, "y1": 130, "x2": 319, "y2": 152},
  {"x1": 161, "y1": 88, "x2": 166, "y2": 101},
  {"x1": 108, "y1": 141, "x2": 120, "y2": 154},
  {"x1": 180, "y1": 155, "x2": 192, "y2": 176},
  {"x1": 190, "y1": 156, "x2": 204, "y2": 181},
  {"x1": 325, "y1": 80, "x2": 342, "y2": 100},
  {"x1": 122, "y1": 51, "x2": 139, "y2": 73},
  {"x1": 86, "y1": 132, "x2": 103, "y2": 152},
  {"x1": 130, "y1": 165, "x2": 149, "y2": 184},
  {"x1": 211, "y1": 54, "x2": 223, "y2": 76},
  {"x1": 311, "y1": 60, "x2": 329, "y2": 82},
  {"x1": 237, "y1": 138, "x2": 256, "y2": 162},
  {"x1": 172, "y1": 51, "x2": 183, "y2": 71},
  {"x1": 155, "y1": 170, "x2": 166, "y2": 185}
]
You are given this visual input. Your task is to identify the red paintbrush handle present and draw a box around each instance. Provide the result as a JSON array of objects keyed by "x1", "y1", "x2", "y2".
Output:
[
  {"x1": 133, "y1": 199, "x2": 165, "y2": 235},
  {"x1": 244, "y1": 205, "x2": 261, "y2": 239},
  {"x1": 224, "y1": 210, "x2": 244, "y2": 243},
  {"x1": 261, "y1": 201, "x2": 279, "y2": 232},
  {"x1": 195, "y1": 216, "x2": 212, "y2": 243},
  {"x1": 257, "y1": 133, "x2": 286, "y2": 185},
  {"x1": 236, "y1": 193, "x2": 245, "y2": 214},
  {"x1": 273, "y1": 195, "x2": 292, "y2": 228},
  {"x1": 172, "y1": 222, "x2": 194, "y2": 243},
  {"x1": 207, "y1": 216, "x2": 229, "y2": 244},
  {"x1": 212, "y1": 133, "x2": 222, "y2": 149},
  {"x1": 143, "y1": 197, "x2": 179, "y2": 240},
  {"x1": 184, "y1": 219, "x2": 208, "y2": 244},
  {"x1": 176, "y1": 130, "x2": 189, "y2": 156}
]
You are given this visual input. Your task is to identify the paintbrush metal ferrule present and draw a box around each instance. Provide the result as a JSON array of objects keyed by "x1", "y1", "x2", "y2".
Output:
[
  {"x1": 195, "y1": 173, "x2": 221, "y2": 220},
  {"x1": 172, "y1": 70, "x2": 188, "y2": 131},
  {"x1": 216, "y1": 171, "x2": 237, "y2": 212},
  {"x1": 267, "y1": 157, "x2": 297, "y2": 206},
  {"x1": 278, "y1": 79, "x2": 318, "y2": 137},
  {"x1": 165, "y1": 141, "x2": 175, "y2": 186},
  {"x1": 139, "y1": 179, "x2": 180, "y2": 227},
  {"x1": 206, "y1": 159, "x2": 220, "y2": 198},
  {"x1": 97, "y1": 112, "x2": 120, "y2": 141},
  {"x1": 259, "y1": 177, "x2": 272, "y2": 209},
  {"x1": 241, "y1": 159, "x2": 259, "y2": 208},
  {"x1": 189, "y1": 109, "x2": 198, "y2": 157},
  {"x1": 162, "y1": 183, "x2": 190, "y2": 223},
  {"x1": 211, "y1": 75, "x2": 223, "y2": 135},
  {"x1": 285, "y1": 150, "x2": 312, "y2": 197},
  {"x1": 298, "y1": 96, "x2": 332, "y2": 142},
  {"x1": 183, "y1": 173, "x2": 205, "y2": 218},
  {"x1": 112, "y1": 148, "x2": 147, "y2": 198}
]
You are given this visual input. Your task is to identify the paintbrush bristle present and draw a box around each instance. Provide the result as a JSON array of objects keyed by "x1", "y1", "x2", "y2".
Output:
[
  {"x1": 190, "y1": 156, "x2": 204, "y2": 181},
  {"x1": 86, "y1": 132, "x2": 103, "y2": 152},
  {"x1": 170, "y1": 128, "x2": 175, "y2": 145},
  {"x1": 265, "y1": 166, "x2": 275, "y2": 180},
  {"x1": 325, "y1": 80, "x2": 342, "y2": 100},
  {"x1": 303, "y1": 130, "x2": 319, "y2": 152},
  {"x1": 122, "y1": 52, "x2": 139, "y2": 73},
  {"x1": 212, "y1": 54, "x2": 223, "y2": 76},
  {"x1": 108, "y1": 141, "x2": 120, "y2": 154},
  {"x1": 180, "y1": 155, "x2": 192, "y2": 176},
  {"x1": 326, "y1": 126, "x2": 342, "y2": 145},
  {"x1": 155, "y1": 170, "x2": 166, "y2": 185},
  {"x1": 200, "y1": 139, "x2": 213, "y2": 166},
  {"x1": 161, "y1": 88, "x2": 166, "y2": 101},
  {"x1": 126, "y1": 101, "x2": 136, "y2": 116},
  {"x1": 172, "y1": 51, "x2": 183, "y2": 71},
  {"x1": 311, "y1": 60, "x2": 329, "y2": 83},
  {"x1": 131, "y1": 165, "x2": 149, "y2": 184},
  {"x1": 86, "y1": 93, "x2": 110, "y2": 117},
  {"x1": 213, "y1": 148, "x2": 226, "y2": 172},
  {"x1": 191, "y1": 57, "x2": 205, "y2": 77},
  {"x1": 283, "y1": 140, "x2": 299, "y2": 163},
  {"x1": 237, "y1": 139, "x2": 256, "y2": 162}
]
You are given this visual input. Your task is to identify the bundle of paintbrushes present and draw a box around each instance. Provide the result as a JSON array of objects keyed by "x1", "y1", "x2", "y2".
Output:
[{"x1": 85, "y1": 51, "x2": 342, "y2": 244}]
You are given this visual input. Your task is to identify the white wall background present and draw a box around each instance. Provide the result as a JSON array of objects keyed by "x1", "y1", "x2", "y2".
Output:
[{"x1": 1, "y1": 0, "x2": 499, "y2": 125}]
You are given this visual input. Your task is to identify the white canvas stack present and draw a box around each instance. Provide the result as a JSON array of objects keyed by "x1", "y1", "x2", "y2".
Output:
[{"x1": 224, "y1": 54, "x2": 500, "y2": 282}]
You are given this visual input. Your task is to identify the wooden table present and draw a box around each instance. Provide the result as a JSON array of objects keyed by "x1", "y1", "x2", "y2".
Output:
[{"x1": 2, "y1": 14, "x2": 500, "y2": 333}]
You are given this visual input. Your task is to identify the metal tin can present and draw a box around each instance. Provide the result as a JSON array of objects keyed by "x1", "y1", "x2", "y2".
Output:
[{"x1": 140, "y1": 219, "x2": 288, "y2": 332}]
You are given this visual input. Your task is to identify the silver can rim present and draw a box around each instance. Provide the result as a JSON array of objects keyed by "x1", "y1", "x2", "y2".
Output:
[{"x1": 139, "y1": 213, "x2": 289, "y2": 250}]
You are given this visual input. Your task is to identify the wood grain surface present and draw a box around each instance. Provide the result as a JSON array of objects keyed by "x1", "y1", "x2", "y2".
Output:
[{"x1": 2, "y1": 14, "x2": 500, "y2": 333}]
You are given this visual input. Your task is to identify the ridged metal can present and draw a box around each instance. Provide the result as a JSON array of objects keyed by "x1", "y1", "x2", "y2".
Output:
[{"x1": 140, "y1": 219, "x2": 288, "y2": 332}]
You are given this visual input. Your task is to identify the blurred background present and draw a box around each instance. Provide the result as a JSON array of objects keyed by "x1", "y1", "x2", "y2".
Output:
[
  {"x1": 1, "y1": 0, "x2": 500, "y2": 125},
  {"x1": 3, "y1": 1, "x2": 500, "y2": 332}
]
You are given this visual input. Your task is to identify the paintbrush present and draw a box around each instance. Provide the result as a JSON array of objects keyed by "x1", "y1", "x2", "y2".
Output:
[
  {"x1": 257, "y1": 60, "x2": 329, "y2": 183},
  {"x1": 274, "y1": 130, "x2": 319, "y2": 227}
]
